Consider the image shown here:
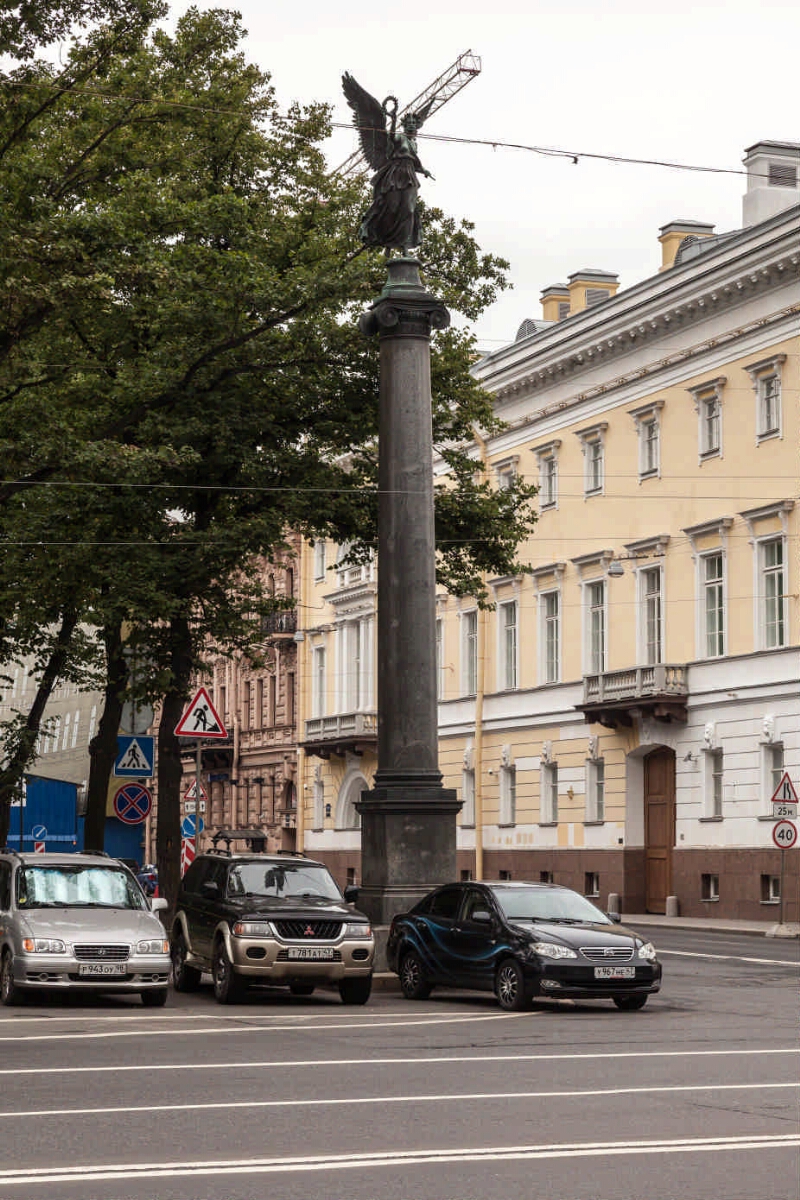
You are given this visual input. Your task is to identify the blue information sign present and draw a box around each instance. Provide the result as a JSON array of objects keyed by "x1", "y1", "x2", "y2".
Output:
[
  {"x1": 114, "y1": 735, "x2": 155, "y2": 778},
  {"x1": 181, "y1": 814, "x2": 205, "y2": 838}
]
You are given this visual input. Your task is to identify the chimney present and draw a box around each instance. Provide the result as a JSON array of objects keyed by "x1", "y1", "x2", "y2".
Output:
[
  {"x1": 742, "y1": 141, "x2": 800, "y2": 227},
  {"x1": 658, "y1": 220, "x2": 715, "y2": 270},
  {"x1": 540, "y1": 284, "x2": 570, "y2": 322},
  {"x1": 566, "y1": 269, "x2": 619, "y2": 315}
]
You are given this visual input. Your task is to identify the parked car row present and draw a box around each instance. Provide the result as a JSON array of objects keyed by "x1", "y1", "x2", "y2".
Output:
[{"x1": 0, "y1": 845, "x2": 661, "y2": 1011}]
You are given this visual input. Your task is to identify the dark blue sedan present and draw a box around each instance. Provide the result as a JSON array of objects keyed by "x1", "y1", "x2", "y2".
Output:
[{"x1": 386, "y1": 881, "x2": 662, "y2": 1011}]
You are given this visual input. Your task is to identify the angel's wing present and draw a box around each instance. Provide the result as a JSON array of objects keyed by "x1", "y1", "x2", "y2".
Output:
[{"x1": 341, "y1": 72, "x2": 389, "y2": 172}]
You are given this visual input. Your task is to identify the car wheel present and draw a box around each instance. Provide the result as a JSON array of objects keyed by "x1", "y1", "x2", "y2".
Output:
[
  {"x1": 339, "y1": 977, "x2": 372, "y2": 1006},
  {"x1": 212, "y1": 938, "x2": 247, "y2": 1004},
  {"x1": 613, "y1": 994, "x2": 648, "y2": 1011},
  {"x1": 171, "y1": 932, "x2": 202, "y2": 992},
  {"x1": 140, "y1": 988, "x2": 169, "y2": 1008},
  {"x1": 0, "y1": 950, "x2": 22, "y2": 1007},
  {"x1": 399, "y1": 950, "x2": 432, "y2": 1000},
  {"x1": 289, "y1": 983, "x2": 315, "y2": 997},
  {"x1": 495, "y1": 959, "x2": 529, "y2": 1011}
]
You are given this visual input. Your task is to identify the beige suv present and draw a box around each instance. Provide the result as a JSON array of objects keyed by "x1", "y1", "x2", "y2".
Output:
[{"x1": 170, "y1": 845, "x2": 374, "y2": 1004}]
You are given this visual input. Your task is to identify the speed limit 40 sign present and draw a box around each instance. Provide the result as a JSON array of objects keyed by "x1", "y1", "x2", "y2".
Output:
[{"x1": 772, "y1": 819, "x2": 798, "y2": 850}]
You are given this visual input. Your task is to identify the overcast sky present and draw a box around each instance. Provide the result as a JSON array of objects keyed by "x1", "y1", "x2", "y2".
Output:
[{"x1": 193, "y1": 0, "x2": 799, "y2": 351}]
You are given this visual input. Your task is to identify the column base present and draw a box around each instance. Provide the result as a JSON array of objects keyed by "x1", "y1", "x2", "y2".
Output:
[{"x1": 355, "y1": 784, "x2": 461, "y2": 926}]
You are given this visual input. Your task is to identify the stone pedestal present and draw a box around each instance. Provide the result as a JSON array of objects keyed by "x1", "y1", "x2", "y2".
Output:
[{"x1": 356, "y1": 258, "x2": 460, "y2": 925}]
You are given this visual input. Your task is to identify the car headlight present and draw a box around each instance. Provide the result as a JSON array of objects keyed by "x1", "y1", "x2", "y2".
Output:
[
  {"x1": 232, "y1": 921, "x2": 274, "y2": 937},
  {"x1": 137, "y1": 939, "x2": 170, "y2": 955},
  {"x1": 22, "y1": 938, "x2": 66, "y2": 954},
  {"x1": 637, "y1": 941, "x2": 657, "y2": 961},
  {"x1": 531, "y1": 941, "x2": 577, "y2": 960},
  {"x1": 344, "y1": 923, "x2": 372, "y2": 939}
]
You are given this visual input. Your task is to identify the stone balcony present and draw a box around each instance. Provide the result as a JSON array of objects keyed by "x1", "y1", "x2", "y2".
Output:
[
  {"x1": 302, "y1": 711, "x2": 378, "y2": 759},
  {"x1": 577, "y1": 664, "x2": 688, "y2": 728}
]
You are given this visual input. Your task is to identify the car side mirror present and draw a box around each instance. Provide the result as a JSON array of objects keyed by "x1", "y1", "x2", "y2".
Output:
[
  {"x1": 151, "y1": 897, "x2": 168, "y2": 913},
  {"x1": 343, "y1": 884, "x2": 359, "y2": 903},
  {"x1": 607, "y1": 911, "x2": 621, "y2": 923},
  {"x1": 470, "y1": 909, "x2": 493, "y2": 925},
  {"x1": 202, "y1": 880, "x2": 220, "y2": 897}
]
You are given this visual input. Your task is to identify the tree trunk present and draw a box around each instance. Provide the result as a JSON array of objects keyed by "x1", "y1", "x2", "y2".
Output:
[
  {"x1": 84, "y1": 621, "x2": 128, "y2": 852},
  {"x1": 0, "y1": 608, "x2": 78, "y2": 846},
  {"x1": 156, "y1": 616, "x2": 193, "y2": 920}
]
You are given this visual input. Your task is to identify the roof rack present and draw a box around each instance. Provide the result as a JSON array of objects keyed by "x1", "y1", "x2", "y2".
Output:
[
  {"x1": 211, "y1": 829, "x2": 269, "y2": 853},
  {"x1": 76, "y1": 849, "x2": 112, "y2": 857}
]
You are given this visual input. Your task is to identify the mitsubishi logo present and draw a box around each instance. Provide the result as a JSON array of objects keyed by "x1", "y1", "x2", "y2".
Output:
[{"x1": 303, "y1": 925, "x2": 315, "y2": 937}]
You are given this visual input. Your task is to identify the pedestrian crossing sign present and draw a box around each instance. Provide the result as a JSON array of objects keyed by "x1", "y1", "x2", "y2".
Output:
[
  {"x1": 175, "y1": 686, "x2": 228, "y2": 739},
  {"x1": 114, "y1": 735, "x2": 155, "y2": 778}
]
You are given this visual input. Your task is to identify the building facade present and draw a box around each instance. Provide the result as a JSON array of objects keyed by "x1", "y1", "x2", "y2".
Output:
[{"x1": 295, "y1": 139, "x2": 800, "y2": 919}]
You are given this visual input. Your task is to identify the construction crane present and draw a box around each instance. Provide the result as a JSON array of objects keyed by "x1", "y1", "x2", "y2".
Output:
[{"x1": 333, "y1": 49, "x2": 482, "y2": 178}]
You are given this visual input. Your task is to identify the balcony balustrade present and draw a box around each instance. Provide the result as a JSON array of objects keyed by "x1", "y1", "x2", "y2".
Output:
[
  {"x1": 578, "y1": 664, "x2": 688, "y2": 728},
  {"x1": 302, "y1": 711, "x2": 378, "y2": 759}
]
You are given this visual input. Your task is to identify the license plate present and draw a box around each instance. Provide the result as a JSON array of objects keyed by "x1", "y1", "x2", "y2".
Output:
[
  {"x1": 594, "y1": 966, "x2": 636, "y2": 979},
  {"x1": 286, "y1": 947, "x2": 335, "y2": 961},
  {"x1": 78, "y1": 963, "x2": 127, "y2": 977}
]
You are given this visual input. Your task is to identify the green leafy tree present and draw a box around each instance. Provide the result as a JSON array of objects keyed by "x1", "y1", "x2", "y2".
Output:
[{"x1": 0, "y1": 5, "x2": 537, "y2": 901}]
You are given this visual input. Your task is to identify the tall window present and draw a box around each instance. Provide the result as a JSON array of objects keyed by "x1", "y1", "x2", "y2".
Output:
[
  {"x1": 541, "y1": 762, "x2": 558, "y2": 823},
  {"x1": 435, "y1": 618, "x2": 444, "y2": 701},
  {"x1": 542, "y1": 592, "x2": 560, "y2": 683},
  {"x1": 286, "y1": 673, "x2": 295, "y2": 724},
  {"x1": 701, "y1": 395, "x2": 721, "y2": 456},
  {"x1": 500, "y1": 601, "x2": 518, "y2": 690},
  {"x1": 639, "y1": 417, "x2": 659, "y2": 477},
  {"x1": 758, "y1": 375, "x2": 781, "y2": 438},
  {"x1": 499, "y1": 765, "x2": 516, "y2": 826},
  {"x1": 704, "y1": 553, "x2": 724, "y2": 658},
  {"x1": 762, "y1": 742, "x2": 784, "y2": 808},
  {"x1": 496, "y1": 460, "x2": 517, "y2": 490},
  {"x1": 702, "y1": 749, "x2": 724, "y2": 819},
  {"x1": 461, "y1": 768, "x2": 475, "y2": 826},
  {"x1": 540, "y1": 455, "x2": 557, "y2": 508},
  {"x1": 242, "y1": 682, "x2": 251, "y2": 730},
  {"x1": 586, "y1": 438, "x2": 603, "y2": 494},
  {"x1": 256, "y1": 679, "x2": 264, "y2": 727},
  {"x1": 343, "y1": 622, "x2": 362, "y2": 709},
  {"x1": 312, "y1": 646, "x2": 326, "y2": 718},
  {"x1": 268, "y1": 675, "x2": 276, "y2": 725},
  {"x1": 313, "y1": 539, "x2": 327, "y2": 581},
  {"x1": 641, "y1": 567, "x2": 663, "y2": 665},
  {"x1": 761, "y1": 539, "x2": 785, "y2": 648},
  {"x1": 462, "y1": 611, "x2": 478, "y2": 696},
  {"x1": 586, "y1": 581, "x2": 606, "y2": 674},
  {"x1": 586, "y1": 758, "x2": 605, "y2": 822}
]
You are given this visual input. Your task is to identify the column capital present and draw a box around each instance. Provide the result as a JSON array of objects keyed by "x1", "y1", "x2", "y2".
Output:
[{"x1": 359, "y1": 257, "x2": 450, "y2": 339}]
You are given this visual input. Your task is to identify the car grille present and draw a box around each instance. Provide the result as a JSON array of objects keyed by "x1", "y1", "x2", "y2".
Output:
[
  {"x1": 579, "y1": 946, "x2": 634, "y2": 962},
  {"x1": 276, "y1": 948, "x2": 342, "y2": 962},
  {"x1": 73, "y1": 944, "x2": 130, "y2": 962},
  {"x1": 273, "y1": 920, "x2": 342, "y2": 940}
]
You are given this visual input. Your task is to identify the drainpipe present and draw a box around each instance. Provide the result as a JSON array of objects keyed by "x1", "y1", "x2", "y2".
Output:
[{"x1": 472, "y1": 429, "x2": 489, "y2": 883}]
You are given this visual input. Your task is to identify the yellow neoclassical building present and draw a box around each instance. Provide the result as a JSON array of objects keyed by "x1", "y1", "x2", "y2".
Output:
[{"x1": 295, "y1": 139, "x2": 799, "y2": 920}]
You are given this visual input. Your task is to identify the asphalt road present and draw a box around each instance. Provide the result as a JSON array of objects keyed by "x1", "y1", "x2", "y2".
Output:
[{"x1": 1, "y1": 927, "x2": 798, "y2": 1200}]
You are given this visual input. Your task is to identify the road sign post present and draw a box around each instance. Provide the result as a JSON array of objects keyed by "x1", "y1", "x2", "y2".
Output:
[
  {"x1": 771, "y1": 819, "x2": 798, "y2": 928},
  {"x1": 175, "y1": 689, "x2": 227, "y2": 857}
]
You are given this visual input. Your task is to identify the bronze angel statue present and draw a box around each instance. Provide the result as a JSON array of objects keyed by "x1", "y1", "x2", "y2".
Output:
[{"x1": 342, "y1": 72, "x2": 435, "y2": 255}]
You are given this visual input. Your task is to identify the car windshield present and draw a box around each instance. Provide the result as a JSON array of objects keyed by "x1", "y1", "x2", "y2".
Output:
[
  {"x1": 227, "y1": 862, "x2": 342, "y2": 901},
  {"x1": 491, "y1": 887, "x2": 611, "y2": 925},
  {"x1": 18, "y1": 865, "x2": 148, "y2": 910}
]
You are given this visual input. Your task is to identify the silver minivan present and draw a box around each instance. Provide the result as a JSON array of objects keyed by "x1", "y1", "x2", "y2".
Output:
[{"x1": 0, "y1": 850, "x2": 171, "y2": 1006}]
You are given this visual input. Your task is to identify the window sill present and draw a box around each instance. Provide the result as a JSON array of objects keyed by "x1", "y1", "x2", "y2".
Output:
[
  {"x1": 760, "y1": 900, "x2": 780, "y2": 906},
  {"x1": 757, "y1": 814, "x2": 780, "y2": 821},
  {"x1": 538, "y1": 821, "x2": 559, "y2": 828},
  {"x1": 698, "y1": 816, "x2": 724, "y2": 823},
  {"x1": 700, "y1": 897, "x2": 720, "y2": 903},
  {"x1": 497, "y1": 823, "x2": 517, "y2": 830},
  {"x1": 756, "y1": 429, "x2": 781, "y2": 443},
  {"x1": 584, "y1": 489, "x2": 603, "y2": 499},
  {"x1": 583, "y1": 820, "x2": 605, "y2": 826},
  {"x1": 638, "y1": 470, "x2": 659, "y2": 482},
  {"x1": 699, "y1": 448, "x2": 721, "y2": 462},
  {"x1": 460, "y1": 823, "x2": 475, "y2": 830}
]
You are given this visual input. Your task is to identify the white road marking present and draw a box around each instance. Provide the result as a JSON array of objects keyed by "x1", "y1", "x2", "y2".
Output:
[
  {"x1": 0, "y1": 1134, "x2": 797, "y2": 1184},
  {"x1": 2, "y1": 1080, "x2": 797, "y2": 1121},
  {"x1": 0, "y1": 1012, "x2": 528, "y2": 1043},
  {"x1": 2, "y1": 1045, "x2": 797, "y2": 1077},
  {"x1": 658, "y1": 949, "x2": 799, "y2": 966}
]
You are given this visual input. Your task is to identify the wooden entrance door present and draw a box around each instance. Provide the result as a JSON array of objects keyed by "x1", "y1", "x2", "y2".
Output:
[{"x1": 644, "y1": 748, "x2": 676, "y2": 914}]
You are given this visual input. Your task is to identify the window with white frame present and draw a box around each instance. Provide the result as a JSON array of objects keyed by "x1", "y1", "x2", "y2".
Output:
[
  {"x1": 746, "y1": 354, "x2": 786, "y2": 442},
  {"x1": 629, "y1": 400, "x2": 664, "y2": 480},
  {"x1": 312, "y1": 645, "x2": 326, "y2": 718},
  {"x1": 313, "y1": 778, "x2": 325, "y2": 829},
  {"x1": 688, "y1": 377, "x2": 725, "y2": 460},
  {"x1": 342, "y1": 622, "x2": 361, "y2": 710},
  {"x1": 702, "y1": 748, "x2": 724, "y2": 819},
  {"x1": 762, "y1": 741, "x2": 784, "y2": 808},
  {"x1": 585, "y1": 580, "x2": 606, "y2": 674},
  {"x1": 499, "y1": 600, "x2": 518, "y2": 690},
  {"x1": 461, "y1": 768, "x2": 475, "y2": 826},
  {"x1": 640, "y1": 566, "x2": 663, "y2": 665},
  {"x1": 462, "y1": 610, "x2": 478, "y2": 696},
  {"x1": 541, "y1": 590, "x2": 560, "y2": 684},
  {"x1": 760, "y1": 537, "x2": 786, "y2": 648},
  {"x1": 585, "y1": 758, "x2": 605, "y2": 822},
  {"x1": 703, "y1": 553, "x2": 725, "y2": 658},
  {"x1": 575, "y1": 423, "x2": 607, "y2": 496},
  {"x1": 496, "y1": 457, "x2": 519, "y2": 491},
  {"x1": 534, "y1": 440, "x2": 561, "y2": 510},
  {"x1": 313, "y1": 539, "x2": 327, "y2": 581},
  {"x1": 435, "y1": 618, "x2": 444, "y2": 701},
  {"x1": 540, "y1": 762, "x2": 558, "y2": 823},
  {"x1": 499, "y1": 764, "x2": 516, "y2": 826}
]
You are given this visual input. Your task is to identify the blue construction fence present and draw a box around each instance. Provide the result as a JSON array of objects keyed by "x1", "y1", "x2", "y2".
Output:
[{"x1": 5, "y1": 775, "x2": 146, "y2": 868}]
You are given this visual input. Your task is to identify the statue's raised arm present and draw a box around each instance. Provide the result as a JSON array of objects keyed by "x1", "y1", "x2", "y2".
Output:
[{"x1": 342, "y1": 72, "x2": 434, "y2": 256}]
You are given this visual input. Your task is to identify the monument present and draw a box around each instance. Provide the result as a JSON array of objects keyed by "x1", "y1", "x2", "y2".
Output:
[{"x1": 343, "y1": 72, "x2": 461, "y2": 924}]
